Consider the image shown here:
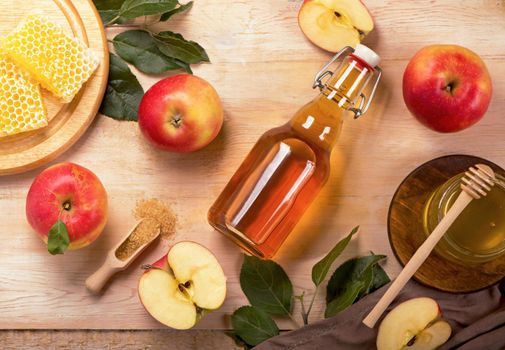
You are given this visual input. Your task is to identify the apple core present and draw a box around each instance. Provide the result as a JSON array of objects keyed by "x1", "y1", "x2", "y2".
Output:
[{"x1": 138, "y1": 242, "x2": 227, "y2": 330}]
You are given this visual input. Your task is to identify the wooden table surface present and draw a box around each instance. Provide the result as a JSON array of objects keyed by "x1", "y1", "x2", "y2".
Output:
[{"x1": 1, "y1": 0, "x2": 505, "y2": 333}]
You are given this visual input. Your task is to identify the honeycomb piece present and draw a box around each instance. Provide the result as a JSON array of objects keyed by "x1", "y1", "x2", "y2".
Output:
[
  {"x1": 2, "y1": 14, "x2": 100, "y2": 103},
  {"x1": 0, "y1": 55, "x2": 47, "y2": 137}
]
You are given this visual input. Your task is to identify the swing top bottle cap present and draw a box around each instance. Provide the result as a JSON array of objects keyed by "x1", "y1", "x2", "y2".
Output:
[{"x1": 353, "y1": 44, "x2": 381, "y2": 68}]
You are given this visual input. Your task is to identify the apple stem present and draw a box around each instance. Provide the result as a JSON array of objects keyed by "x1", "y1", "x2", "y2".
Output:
[
  {"x1": 444, "y1": 81, "x2": 457, "y2": 95},
  {"x1": 141, "y1": 264, "x2": 163, "y2": 271},
  {"x1": 62, "y1": 201, "x2": 71, "y2": 211},
  {"x1": 334, "y1": 11, "x2": 341, "y2": 18}
]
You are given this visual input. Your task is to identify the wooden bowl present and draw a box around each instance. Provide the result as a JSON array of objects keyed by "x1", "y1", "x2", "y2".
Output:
[
  {"x1": 0, "y1": 0, "x2": 108, "y2": 175},
  {"x1": 388, "y1": 154, "x2": 505, "y2": 293}
]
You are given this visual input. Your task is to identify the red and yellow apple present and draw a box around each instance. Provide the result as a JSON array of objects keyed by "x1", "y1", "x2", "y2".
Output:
[
  {"x1": 139, "y1": 241, "x2": 227, "y2": 330},
  {"x1": 298, "y1": 0, "x2": 374, "y2": 52},
  {"x1": 403, "y1": 45, "x2": 492, "y2": 133},
  {"x1": 138, "y1": 74, "x2": 224, "y2": 153},
  {"x1": 376, "y1": 297, "x2": 452, "y2": 350},
  {"x1": 26, "y1": 162, "x2": 108, "y2": 251}
]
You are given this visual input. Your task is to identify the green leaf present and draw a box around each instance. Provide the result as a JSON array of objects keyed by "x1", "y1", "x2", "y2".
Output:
[
  {"x1": 174, "y1": 59, "x2": 193, "y2": 74},
  {"x1": 240, "y1": 255, "x2": 293, "y2": 316},
  {"x1": 47, "y1": 220, "x2": 70, "y2": 255},
  {"x1": 119, "y1": 0, "x2": 177, "y2": 19},
  {"x1": 231, "y1": 306, "x2": 279, "y2": 346},
  {"x1": 100, "y1": 53, "x2": 144, "y2": 121},
  {"x1": 369, "y1": 264, "x2": 391, "y2": 293},
  {"x1": 154, "y1": 31, "x2": 209, "y2": 64},
  {"x1": 358, "y1": 264, "x2": 375, "y2": 298},
  {"x1": 324, "y1": 280, "x2": 364, "y2": 318},
  {"x1": 93, "y1": 0, "x2": 125, "y2": 24},
  {"x1": 225, "y1": 331, "x2": 254, "y2": 350},
  {"x1": 326, "y1": 254, "x2": 386, "y2": 302},
  {"x1": 311, "y1": 226, "x2": 359, "y2": 286},
  {"x1": 113, "y1": 30, "x2": 191, "y2": 74},
  {"x1": 160, "y1": 1, "x2": 193, "y2": 21}
]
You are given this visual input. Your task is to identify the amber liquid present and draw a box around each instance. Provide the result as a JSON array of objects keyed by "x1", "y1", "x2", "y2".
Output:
[
  {"x1": 424, "y1": 174, "x2": 505, "y2": 264},
  {"x1": 209, "y1": 58, "x2": 373, "y2": 258}
]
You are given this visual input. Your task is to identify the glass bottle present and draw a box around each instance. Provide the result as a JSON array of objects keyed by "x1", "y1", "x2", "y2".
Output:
[{"x1": 208, "y1": 45, "x2": 382, "y2": 259}]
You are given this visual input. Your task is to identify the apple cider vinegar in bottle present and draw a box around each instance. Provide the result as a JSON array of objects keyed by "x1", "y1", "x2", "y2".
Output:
[{"x1": 209, "y1": 45, "x2": 382, "y2": 258}]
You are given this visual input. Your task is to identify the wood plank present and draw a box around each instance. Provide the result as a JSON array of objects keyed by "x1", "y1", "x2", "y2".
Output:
[
  {"x1": 0, "y1": 0, "x2": 504, "y2": 330},
  {"x1": 0, "y1": 330, "x2": 242, "y2": 349}
]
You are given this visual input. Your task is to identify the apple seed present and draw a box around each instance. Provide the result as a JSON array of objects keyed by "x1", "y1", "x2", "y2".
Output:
[{"x1": 406, "y1": 335, "x2": 417, "y2": 346}]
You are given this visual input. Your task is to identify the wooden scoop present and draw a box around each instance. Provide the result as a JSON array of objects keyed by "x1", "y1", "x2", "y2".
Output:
[
  {"x1": 85, "y1": 219, "x2": 160, "y2": 295},
  {"x1": 363, "y1": 164, "x2": 495, "y2": 328}
]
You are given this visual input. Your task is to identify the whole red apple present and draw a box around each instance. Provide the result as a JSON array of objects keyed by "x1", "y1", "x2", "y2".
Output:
[
  {"x1": 138, "y1": 74, "x2": 224, "y2": 153},
  {"x1": 26, "y1": 162, "x2": 108, "y2": 251},
  {"x1": 403, "y1": 45, "x2": 492, "y2": 133}
]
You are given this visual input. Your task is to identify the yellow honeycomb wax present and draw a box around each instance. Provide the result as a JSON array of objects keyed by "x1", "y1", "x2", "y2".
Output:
[
  {"x1": 2, "y1": 14, "x2": 100, "y2": 103},
  {"x1": 0, "y1": 55, "x2": 47, "y2": 137}
]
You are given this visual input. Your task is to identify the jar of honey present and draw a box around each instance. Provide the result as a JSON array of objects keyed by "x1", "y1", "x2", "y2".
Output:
[{"x1": 424, "y1": 173, "x2": 505, "y2": 264}]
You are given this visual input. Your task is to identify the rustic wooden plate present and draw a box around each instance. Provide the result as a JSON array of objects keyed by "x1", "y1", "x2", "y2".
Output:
[
  {"x1": 0, "y1": 0, "x2": 108, "y2": 175},
  {"x1": 388, "y1": 155, "x2": 505, "y2": 293}
]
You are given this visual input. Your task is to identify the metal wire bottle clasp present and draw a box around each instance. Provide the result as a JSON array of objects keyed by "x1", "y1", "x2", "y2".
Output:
[{"x1": 313, "y1": 46, "x2": 382, "y2": 119}]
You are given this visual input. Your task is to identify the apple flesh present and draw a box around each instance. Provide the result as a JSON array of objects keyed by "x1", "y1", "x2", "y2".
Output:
[
  {"x1": 376, "y1": 297, "x2": 452, "y2": 350},
  {"x1": 26, "y1": 162, "x2": 108, "y2": 250},
  {"x1": 403, "y1": 45, "x2": 492, "y2": 133},
  {"x1": 405, "y1": 321, "x2": 452, "y2": 350},
  {"x1": 298, "y1": 0, "x2": 374, "y2": 52},
  {"x1": 138, "y1": 74, "x2": 224, "y2": 153},
  {"x1": 138, "y1": 241, "x2": 227, "y2": 330}
]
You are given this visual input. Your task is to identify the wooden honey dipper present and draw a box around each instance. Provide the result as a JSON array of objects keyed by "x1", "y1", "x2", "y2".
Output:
[
  {"x1": 85, "y1": 219, "x2": 160, "y2": 295},
  {"x1": 363, "y1": 164, "x2": 495, "y2": 328}
]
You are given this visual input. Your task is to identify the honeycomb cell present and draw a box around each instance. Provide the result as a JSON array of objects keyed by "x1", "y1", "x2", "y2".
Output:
[
  {"x1": 2, "y1": 14, "x2": 100, "y2": 103},
  {"x1": 0, "y1": 55, "x2": 47, "y2": 137}
]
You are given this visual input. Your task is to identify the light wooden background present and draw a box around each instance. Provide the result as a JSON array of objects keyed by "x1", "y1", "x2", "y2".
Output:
[{"x1": 1, "y1": 0, "x2": 505, "y2": 335}]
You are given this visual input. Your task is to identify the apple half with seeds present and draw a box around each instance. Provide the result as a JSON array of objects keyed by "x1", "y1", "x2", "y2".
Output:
[
  {"x1": 138, "y1": 242, "x2": 227, "y2": 330},
  {"x1": 298, "y1": 0, "x2": 374, "y2": 52},
  {"x1": 376, "y1": 297, "x2": 452, "y2": 350}
]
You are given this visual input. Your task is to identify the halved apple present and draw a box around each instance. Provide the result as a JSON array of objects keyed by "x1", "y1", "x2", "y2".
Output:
[
  {"x1": 376, "y1": 297, "x2": 452, "y2": 350},
  {"x1": 138, "y1": 241, "x2": 227, "y2": 330},
  {"x1": 298, "y1": 0, "x2": 374, "y2": 52}
]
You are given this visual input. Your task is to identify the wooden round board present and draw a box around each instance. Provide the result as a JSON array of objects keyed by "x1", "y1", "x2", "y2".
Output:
[
  {"x1": 388, "y1": 155, "x2": 505, "y2": 293},
  {"x1": 0, "y1": 0, "x2": 108, "y2": 175}
]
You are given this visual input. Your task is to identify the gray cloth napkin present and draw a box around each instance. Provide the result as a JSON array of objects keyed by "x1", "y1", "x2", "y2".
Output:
[{"x1": 256, "y1": 280, "x2": 504, "y2": 350}]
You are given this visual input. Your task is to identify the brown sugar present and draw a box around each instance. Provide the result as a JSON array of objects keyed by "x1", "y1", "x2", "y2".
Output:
[
  {"x1": 134, "y1": 198, "x2": 177, "y2": 240},
  {"x1": 115, "y1": 199, "x2": 178, "y2": 261},
  {"x1": 115, "y1": 219, "x2": 160, "y2": 261}
]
